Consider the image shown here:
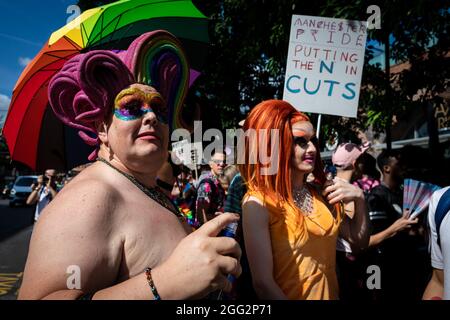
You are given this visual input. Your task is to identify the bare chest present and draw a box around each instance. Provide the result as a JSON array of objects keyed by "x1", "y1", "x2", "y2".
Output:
[{"x1": 115, "y1": 191, "x2": 190, "y2": 281}]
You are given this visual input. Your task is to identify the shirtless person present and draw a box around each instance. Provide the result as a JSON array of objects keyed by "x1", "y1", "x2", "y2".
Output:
[{"x1": 18, "y1": 32, "x2": 241, "y2": 300}]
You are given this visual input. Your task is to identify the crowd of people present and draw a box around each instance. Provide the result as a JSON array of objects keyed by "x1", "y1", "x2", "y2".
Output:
[
  {"x1": 16, "y1": 31, "x2": 449, "y2": 301},
  {"x1": 156, "y1": 103, "x2": 447, "y2": 301}
]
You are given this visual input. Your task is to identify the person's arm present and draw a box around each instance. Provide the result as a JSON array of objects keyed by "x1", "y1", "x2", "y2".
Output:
[
  {"x1": 45, "y1": 174, "x2": 58, "y2": 198},
  {"x1": 339, "y1": 197, "x2": 370, "y2": 253},
  {"x1": 242, "y1": 197, "x2": 287, "y2": 299},
  {"x1": 26, "y1": 185, "x2": 41, "y2": 205},
  {"x1": 47, "y1": 183, "x2": 58, "y2": 199},
  {"x1": 19, "y1": 180, "x2": 241, "y2": 300},
  {"x1": 323, "y1": 178, "x2": 370, "y2": 251},
  {"x1": 423, "y1": 268, "x2": 444, "y2": 300},
  {"x1": 196, "y1": 203, "x2": 210, "y2": 225},
  {"x1": 27, "y1": 176, "x2": 44, "y2": 205},
  {"x1": 196, "y1": 181, "x2": 213, "y2": 224},
  {"x1": 423, "y1": 191, "x2": 445, "y2": 300},
  {"x1": 368, "y1": 211, "x2": 418, "y2": 247}
]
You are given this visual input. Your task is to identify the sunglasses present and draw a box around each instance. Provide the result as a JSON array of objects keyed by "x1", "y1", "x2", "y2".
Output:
[
  {"x1": 114, "y1": 87, "x2": 168, "y2": 124},
  {"x1": 293, "y1": 136, "x2": 318, "y2": 148},
  {"x1": 211, "y1": 159, "x2": 226, "y2": 165}
]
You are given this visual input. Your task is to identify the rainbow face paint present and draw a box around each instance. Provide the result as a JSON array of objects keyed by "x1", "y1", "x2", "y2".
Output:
[{"x1": 114, "y1": 87, "x2": 168, "y2": 124}]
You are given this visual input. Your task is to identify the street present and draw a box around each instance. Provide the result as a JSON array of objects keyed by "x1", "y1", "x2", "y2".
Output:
[{"x1": 0, "y1": 199, "x2": 34, "y2": 300}]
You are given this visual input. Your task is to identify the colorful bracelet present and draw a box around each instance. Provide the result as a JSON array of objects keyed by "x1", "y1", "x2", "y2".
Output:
[{"x1": 144, "y1": 267, "x2": 161, "y2": 300}]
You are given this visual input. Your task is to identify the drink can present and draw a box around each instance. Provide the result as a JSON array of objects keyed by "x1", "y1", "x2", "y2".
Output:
[{"x1": 220, "y1": 221, "x2": 238, "y2": 238}]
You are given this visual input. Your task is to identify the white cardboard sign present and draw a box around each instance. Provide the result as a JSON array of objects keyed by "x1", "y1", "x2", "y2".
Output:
[
  {"x1": 171, "y1": 140, "x2": 203, "y2": 170},
  {"x1": 283, "y1": 15, "x2": 367, "y2": 118}
]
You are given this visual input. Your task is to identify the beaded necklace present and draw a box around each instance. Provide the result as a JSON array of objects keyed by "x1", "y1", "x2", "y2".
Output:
[
  {"x1": 292, "y1": 185, "x2": 314, "y2": 216},
  {"x1": 97, "y1": 157, "x2": 185, "y2": 221}
]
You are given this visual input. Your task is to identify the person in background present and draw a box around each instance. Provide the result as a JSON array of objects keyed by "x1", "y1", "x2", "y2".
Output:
[
  {"x1": 181, "y1": 169, "x2": 196, "y2": 202},
  {"x1": 352, "y1": 153, "x2": 381, "y2": 194},
  {"x1": 27, "y1": 169, "x2": 58, "y2": 222},
  {"x1": 223, "y1": 164, "x2": 257, "y2": 300},
  {"x1": 172, "y1": 166, "x2": 199, "y2": 229},
  {"x1": 331, "y1": 142, "x2": 371, "y2": 301},
  {"x1": 224, "y1": 119, "x2": 248, "y2": 216},
  {"x1": 364, "y1": 149, "x2": 423, "y2": 300},
  {"x1": 195, "y1": 151, "x2": 227, "y2": 225},
  {"x1": 423, "y1": 186, "x2": 450, "y2": 300},
  {"x1": 218, "y1": 165, "x2": 239, "y2": 195}
]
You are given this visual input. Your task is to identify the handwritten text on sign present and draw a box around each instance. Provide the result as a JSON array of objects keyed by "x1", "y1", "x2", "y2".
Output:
[{"x1": 283, "y1": 15, "x2": 367, "y2": 118}]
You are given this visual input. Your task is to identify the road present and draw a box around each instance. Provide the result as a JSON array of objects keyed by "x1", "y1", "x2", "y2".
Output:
[{"x1": 0, "y1": 199, "x2": 34, "y2": 300}]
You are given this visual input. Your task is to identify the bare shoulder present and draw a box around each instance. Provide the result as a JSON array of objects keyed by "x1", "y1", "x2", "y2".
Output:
[
  {"x1": 32, "y1": 165, "x2": 123, "y2": 259},
  {"x1": 19, "y1": 164, "x2": 124, "y2": 299},
  {"x1": 43, "y1": 165, "x2": 121, "y2": 224},
  {"x1": 242, "y1": 194, "x2": 264, "y2": 206},
  {"x1": 242, "y1": 195, "x2": 269, "y2": 224}
]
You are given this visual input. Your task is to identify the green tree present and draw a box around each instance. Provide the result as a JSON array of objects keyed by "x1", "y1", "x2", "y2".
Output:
[
  {"x1": 77, "y1": 0, "x2": 449, "y2": 150},
  {"x1": 320, "y1": 0, "x2": 449, "y2": 153}
]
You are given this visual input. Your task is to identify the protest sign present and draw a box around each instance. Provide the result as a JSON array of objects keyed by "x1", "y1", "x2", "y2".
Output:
[
  {"x1": 172, "y1": 139, "x2": 190, "y2": 165},
  {"x1": 171, "y1": 140, "x2": 203, "y2": 173},
  {"x1": 283, "y1": 15, "x2": 367, "y2": 118}
]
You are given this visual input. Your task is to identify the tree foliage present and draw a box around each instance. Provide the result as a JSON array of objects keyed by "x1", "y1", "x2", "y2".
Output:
[{"x1": 77, "y1": 0, "x2": 449, "y2": 146}]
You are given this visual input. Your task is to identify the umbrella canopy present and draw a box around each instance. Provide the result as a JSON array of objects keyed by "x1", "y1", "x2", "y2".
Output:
[
  {"x1": 49, "y1": 0, "x2": 208, "y2": 70},
  {"x1": 3, "y1": 0, "x2": 208, "y2": 171}
]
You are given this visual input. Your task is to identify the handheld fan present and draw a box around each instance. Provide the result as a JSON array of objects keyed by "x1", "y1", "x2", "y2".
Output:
[{"x1": 403, "y1": 179, "x2": 441, "y2": 220}]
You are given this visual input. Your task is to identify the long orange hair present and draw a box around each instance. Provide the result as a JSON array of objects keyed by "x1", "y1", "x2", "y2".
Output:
[{"x1": 239, "y1": 100, "x2": 326, "y2": 212}]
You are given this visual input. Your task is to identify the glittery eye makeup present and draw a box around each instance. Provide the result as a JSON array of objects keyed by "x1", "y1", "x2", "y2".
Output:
[{"x1": 114, "y1": 87, "x2": 167, "y2": 124}]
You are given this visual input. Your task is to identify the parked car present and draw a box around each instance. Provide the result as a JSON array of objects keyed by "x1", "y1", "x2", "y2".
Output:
[{"x1": 9, "y1": 175, "x2": 38, "y2": 207}]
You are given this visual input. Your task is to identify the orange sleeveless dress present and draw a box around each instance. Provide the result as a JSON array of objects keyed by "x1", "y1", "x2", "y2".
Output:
[{"x1": 245, "y1": 185, "x2": 344, "y2": 300}]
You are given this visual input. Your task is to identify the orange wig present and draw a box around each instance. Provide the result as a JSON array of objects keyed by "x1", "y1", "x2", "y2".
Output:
[{"x1": 239, "y1": 99, "x2": 326, "y2": 212}]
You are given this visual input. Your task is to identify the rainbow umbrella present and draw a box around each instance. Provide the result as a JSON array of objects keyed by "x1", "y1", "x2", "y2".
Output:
[{"x1": 3, "y1": 0, "x2": 208, "y2": 171}]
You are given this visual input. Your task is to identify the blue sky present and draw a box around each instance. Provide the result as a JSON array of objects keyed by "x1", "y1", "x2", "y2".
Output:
[
  {"x1": 0, "y1": 0, "x2": 77, "y2": 125},
  {"x1": 0, "y1": 0, "x2": 76, "y2": 96}
]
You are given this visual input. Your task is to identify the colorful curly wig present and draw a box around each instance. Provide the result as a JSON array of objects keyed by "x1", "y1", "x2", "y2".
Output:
[{"x1": 48, "y1": 30, "x2": 190, "y2": 161}]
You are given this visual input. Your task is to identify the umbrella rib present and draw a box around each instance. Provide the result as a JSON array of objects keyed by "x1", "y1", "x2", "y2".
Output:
[
  {"x1": 63, "y1": 36, "x2": 83, "y2": 50},
  {"x1": 13, "y1": 38, "x2": 80, "y2": 96},
  {"x1": 106, "y1": 13, "x2": 122, "y2": 46},
  {"x1": 44, "y1": 51, "x2": 78, "y2": 61},
  {"x1": 89, "y1": 12, "x2": 122, "y2": 47},
  {"x1": 100, "y1": 12, "x2": 104, "y2": 43},
  {"x1": 10, "y1": 51, "x2": 78, "y2": 109},
  {"x1": 104, "y1": 17, "x2": 135, "y2": 50},
  {"x1": 88, "y1": 0, "x2": 199, "y2": 46},
  {"x1": 81, "y1": 21, "x2": 89, "y2": 48}
]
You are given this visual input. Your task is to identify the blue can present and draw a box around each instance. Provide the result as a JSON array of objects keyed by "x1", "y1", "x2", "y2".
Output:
[{"x1": 219, "y1": 221, "x2": 238, "y2": 238}]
